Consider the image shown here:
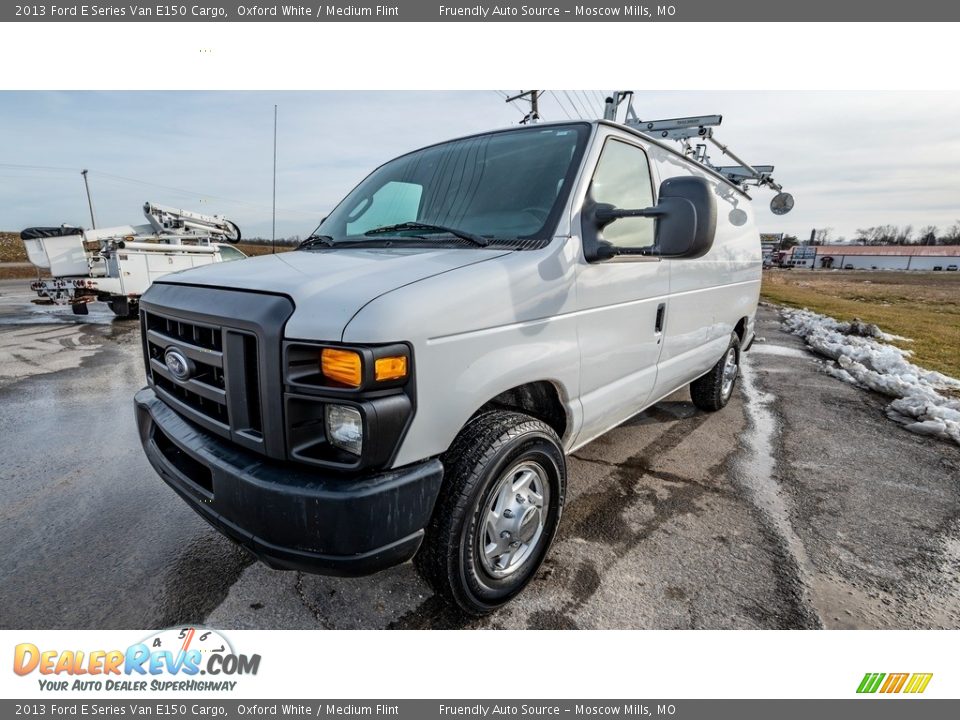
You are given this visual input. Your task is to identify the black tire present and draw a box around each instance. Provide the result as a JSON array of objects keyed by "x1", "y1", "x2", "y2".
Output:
[
  {"x1": 690, "y1": 332, "x2": 741, "y2": 412},
  {"x1": 414, "y1": 410, "x2": 566, "y2": 615},
  {"x1": 108, "y1": 298, "x2": 138, "y2": 319},
  {"x1": 224, "y1": 221, "x2": 241, "y2": 243}
]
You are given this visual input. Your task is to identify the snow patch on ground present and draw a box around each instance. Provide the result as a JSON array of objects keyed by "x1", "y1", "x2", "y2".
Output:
[{"x1": 780, "y1": 308, "x2": 960, "y2": 446}]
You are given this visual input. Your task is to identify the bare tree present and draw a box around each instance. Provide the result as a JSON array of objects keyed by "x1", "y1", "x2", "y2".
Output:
[
  {"x1": 918, "y1": 225, "x2": 938, "y2": 245},
  {"x1": 894, "y1": 225, "x2": 913, "y2": 245},
  {"x1": 942, "y1": 221, "x2": 960, "y2": 246},
  {"x1": 813, "y1": 227, "x2": 833, "y2": 245}
]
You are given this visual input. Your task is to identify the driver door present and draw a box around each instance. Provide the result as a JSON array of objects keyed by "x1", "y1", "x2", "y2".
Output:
[{"x1": 574, "y1": 136, "x2": 670, "y2": 444}]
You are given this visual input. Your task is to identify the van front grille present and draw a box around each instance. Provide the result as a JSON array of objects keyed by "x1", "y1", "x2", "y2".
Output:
[
  {"x1": 139, "y1": 284, "x2": 294, "y2": 460},
  {"x1": 143, "y1": 310, "x2": 262, "y2": 444}
]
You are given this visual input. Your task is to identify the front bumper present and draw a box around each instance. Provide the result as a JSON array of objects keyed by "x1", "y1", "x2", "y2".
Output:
[{"x1": 135, "y1": 387, "x2": 444, "y2": 576}]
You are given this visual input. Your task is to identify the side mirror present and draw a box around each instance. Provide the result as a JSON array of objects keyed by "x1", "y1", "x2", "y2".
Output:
[{"x1": 584, "y1": 175, "x2": 717, "y2": 261}]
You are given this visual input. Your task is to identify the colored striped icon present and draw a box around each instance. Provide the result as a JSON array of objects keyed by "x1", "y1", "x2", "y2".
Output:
[{"x1": 857, "y1": 672, "x2": 933, "y2": 694}]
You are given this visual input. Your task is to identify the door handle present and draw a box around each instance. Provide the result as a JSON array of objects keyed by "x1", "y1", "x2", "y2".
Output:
[{"x1": 655, "y1": 303, "x2": 666, "y2": 333}]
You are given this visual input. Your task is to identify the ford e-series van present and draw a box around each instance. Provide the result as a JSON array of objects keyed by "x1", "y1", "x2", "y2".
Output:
[{"x1": 135, "y1": 120, "x2": 763, "y2": 614}]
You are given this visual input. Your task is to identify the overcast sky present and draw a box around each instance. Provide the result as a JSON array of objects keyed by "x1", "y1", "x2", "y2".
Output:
[{"x1": 1, "y1": 91, "x2": 958, "y2": 242}]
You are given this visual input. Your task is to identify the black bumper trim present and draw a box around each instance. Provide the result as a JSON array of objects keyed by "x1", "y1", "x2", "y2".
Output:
[{"x1": 135, "y1": 387, "x2": 444, "y2": 577}]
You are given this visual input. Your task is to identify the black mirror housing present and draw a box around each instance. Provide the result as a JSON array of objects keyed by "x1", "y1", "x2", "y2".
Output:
[
  {"x1": 654, "y1": 176, "x2": 717, "y2": 259},
  {"x1": 582, "y1": 175, "x2": 717, "y2": 262}
]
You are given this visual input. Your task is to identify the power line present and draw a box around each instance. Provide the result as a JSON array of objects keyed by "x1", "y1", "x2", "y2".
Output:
[
  {"x1": 89, "y1": 171, "x2": 319, "y2": 217},
  {"x1": 0, "y1": 162, "x2": 321, "y2": 217},
  {"x1": 592, "y1": 91, "x2": 608, "y2": 115},
  {"x1": 577, "y1": 90, "x2": 599, "y2": 119},
  {"x1": 562, "y1": 91, "x2": 584, "y2": 119},
  {"x1": 498, "y1": 90, "x2": 528, "y2": 117},
  {"x1": 548, "y1": 91, "x2": 574, "y2": 120},
  {"x1": 0, "y1": 162, "x2": 81, "y2": 173}
]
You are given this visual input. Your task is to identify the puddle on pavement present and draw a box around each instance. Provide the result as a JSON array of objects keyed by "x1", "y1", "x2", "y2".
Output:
[
  {"x1": 0, "y1": 306, "x2": 138, "y2": 388},
  {"x1": 736, "y1": 354, "x2": 821, "y2": 626}
]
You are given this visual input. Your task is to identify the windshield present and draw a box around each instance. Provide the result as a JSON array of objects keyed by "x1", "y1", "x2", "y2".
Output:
[{"x1": 311, "y1": 123, "x2": 590, "y2": 249}]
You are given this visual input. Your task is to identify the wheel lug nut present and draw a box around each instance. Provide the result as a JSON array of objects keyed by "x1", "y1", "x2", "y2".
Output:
[
  {"x1": 510, "y1": 541, "x2": 521, "y2": 548},
  {"x1": 502, "y1": 509, "x2": 514, "y2": 518},
  {"x1": 516, "y1": 494, "x2": 526, "y2": 504},
  {"x1": 500, "y1": 531, "x2": 511, "y2": 539}
]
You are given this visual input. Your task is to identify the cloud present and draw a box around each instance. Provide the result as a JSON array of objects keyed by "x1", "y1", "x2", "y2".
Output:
[{"x1": 1, "y1": 90, "x2": 958, "y2": 241}]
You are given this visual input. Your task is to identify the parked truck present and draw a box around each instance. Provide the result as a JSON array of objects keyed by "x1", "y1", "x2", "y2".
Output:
[
  {"x1": 22, "y1": 202, "x2": 246, "y2": 318},
  {"x1": 134, "y1": 114, "x2": 792, "y2": 613}
]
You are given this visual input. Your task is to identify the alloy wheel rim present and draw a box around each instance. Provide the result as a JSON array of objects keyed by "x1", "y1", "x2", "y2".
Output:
[
  {"x1": 478, "y1": 461, "x2": 550, "y2": 578},
  {"x1": 721, "y1": 347, "x2": 739, "y2": 399}
]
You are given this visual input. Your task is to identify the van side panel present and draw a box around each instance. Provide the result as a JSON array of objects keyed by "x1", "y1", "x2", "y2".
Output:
[{"x1": 647, "y1": 144, "x2": 762, "y2": 399}]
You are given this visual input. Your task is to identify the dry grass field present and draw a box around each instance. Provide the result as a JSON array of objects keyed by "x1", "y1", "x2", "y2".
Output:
[
  {"x1": 0, "y1": 232, "x2": 290, "y2": 279},
  {"x1": 0, "y1": 232, "x2": 28, "y2": 263},
  {"x1": 761, "y1": 269, "x2": 960, "y2": 378}
]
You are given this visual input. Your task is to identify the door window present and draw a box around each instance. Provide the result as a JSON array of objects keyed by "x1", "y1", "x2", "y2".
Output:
[{"x1": 588, "y1": 139, "x2": 655, "y2": 249}]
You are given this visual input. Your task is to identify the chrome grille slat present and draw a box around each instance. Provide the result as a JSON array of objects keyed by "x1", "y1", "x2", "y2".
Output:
[
  {"x1": 143, "y1": 310, "x2": 241, "y2": 436},
  {"x1": 140, "y1": 287, "x2": 291, "y2": 459},
  {"x1": 145, "y1": 328, "x2": 223, "y2": 368},
  {"x1": 149, "y1": 358, "x2": 227, "y2": 404}
]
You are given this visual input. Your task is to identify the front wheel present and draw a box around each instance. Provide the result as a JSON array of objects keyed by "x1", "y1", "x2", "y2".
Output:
[
  {"x1": 414, "y1": 411, "x2": 566, "y2": 615},
  {"x1": 690, "y1": 332, "x2": 741, "y2": 412}
]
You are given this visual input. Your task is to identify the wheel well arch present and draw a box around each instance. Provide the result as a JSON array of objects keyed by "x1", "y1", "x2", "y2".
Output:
[
  {"x1": 734, "y1": 316, "x2": 749, "y2": 342},
  {"x1": 471, "y1": 381, "x2": 568, "y2": 441}
]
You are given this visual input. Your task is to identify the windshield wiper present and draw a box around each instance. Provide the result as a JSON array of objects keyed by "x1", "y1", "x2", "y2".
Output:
[
  {"x1": 298, "y1": 234, "x2": 337, "y2": 249},
  {"x1": 364, "y1": 222, "x2": 490, "y2": 247}
]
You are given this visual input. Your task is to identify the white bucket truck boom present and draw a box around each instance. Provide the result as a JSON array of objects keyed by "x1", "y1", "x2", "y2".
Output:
[{"x1": 22, "y1": 202, "x2": 245, "y2": 318}]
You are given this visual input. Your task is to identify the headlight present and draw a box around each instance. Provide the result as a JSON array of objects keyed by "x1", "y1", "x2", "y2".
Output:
[{"x1": 325, "y1": 404, "x2": 363, "y2": 455}]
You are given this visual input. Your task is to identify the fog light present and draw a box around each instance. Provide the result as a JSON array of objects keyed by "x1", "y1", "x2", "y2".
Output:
[{"x1": 325, "y1": 404, "x2": 363, "y2": 456}]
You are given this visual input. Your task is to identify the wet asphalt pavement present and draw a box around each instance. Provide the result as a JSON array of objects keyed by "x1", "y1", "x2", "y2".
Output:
[{"x1": 1, "y1": 278, "x2": 958, "y2": 630}]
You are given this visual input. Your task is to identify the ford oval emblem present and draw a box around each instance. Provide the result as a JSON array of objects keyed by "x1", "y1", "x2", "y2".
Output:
[{"x1": 164, "y1": 347, "x2": 193, "y2": 382}]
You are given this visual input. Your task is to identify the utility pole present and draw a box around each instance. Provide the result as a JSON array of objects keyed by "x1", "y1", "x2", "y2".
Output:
[
  {"x1": 271, "y1": 104, "x2": 278, "y2": 254},
  {"x1": 505, "y1": 90, "x2": 542, "y2": 124},
  {"x1": 81, "y1": 169, "x2": 97, "y2": 229}
]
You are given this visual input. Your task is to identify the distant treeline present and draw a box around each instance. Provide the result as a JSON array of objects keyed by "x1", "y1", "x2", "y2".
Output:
[
  {"x1": 777, "y1": 220, "x2": 960, "y2": 248},
  {"x1": 239, "y1": 236, "x2": 301, "y2": 246},
  {"x1": 852, "y1": 222, "x2": 960, "y2": 246}
]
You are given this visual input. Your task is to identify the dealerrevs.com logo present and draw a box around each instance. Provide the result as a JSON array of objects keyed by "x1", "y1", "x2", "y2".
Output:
[{"x1": 13, "y1": 627, "x2": 260, "y2": 692}]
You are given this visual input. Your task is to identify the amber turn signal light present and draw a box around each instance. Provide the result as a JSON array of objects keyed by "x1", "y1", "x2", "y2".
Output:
[
  {"x1": 375, "y1": 355, "x2": 408, "y2": 382},
  {"x1": 320, "y1": 348, "x2": 363, "y2": 387}
]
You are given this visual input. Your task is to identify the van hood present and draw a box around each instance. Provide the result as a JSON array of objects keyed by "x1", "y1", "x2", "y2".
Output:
[{"x1": 156, "y1": 247, "x2": 512, "y2": 340}]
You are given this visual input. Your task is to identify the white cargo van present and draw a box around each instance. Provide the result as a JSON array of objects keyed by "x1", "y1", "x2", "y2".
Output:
[{"x1": 135, "y1": 119, "x2": 782, "y2": 613}]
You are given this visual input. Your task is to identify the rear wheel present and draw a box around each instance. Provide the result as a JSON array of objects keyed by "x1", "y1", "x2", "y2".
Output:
[
  {"x1": 690, "y1": 332, "x2": 741, "y2": 412},
  {"x1": 415, "y1": 410, "x2": 566, "y2": 615},
  {"x1": 108, "y1": 298, "x2": 138, "y2": 319}
]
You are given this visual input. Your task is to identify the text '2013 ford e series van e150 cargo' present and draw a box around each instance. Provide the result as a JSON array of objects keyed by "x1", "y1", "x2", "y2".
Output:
[{"x1": 134, "y1": 115, "x2": 793, "y2": 614}]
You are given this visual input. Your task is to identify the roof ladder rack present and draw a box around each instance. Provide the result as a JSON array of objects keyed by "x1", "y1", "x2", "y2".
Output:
[{"x1": 605, "y1": 90, "x2": 795, "y2": 215}]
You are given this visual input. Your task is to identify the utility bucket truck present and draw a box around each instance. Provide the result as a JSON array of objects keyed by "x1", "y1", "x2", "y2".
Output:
[
  {"x1": 134, "y1": 94, "x2": 794, "y2": 614},
  {"x1": 22, "y1": 202, "x2": 246, "y2": 318}
]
